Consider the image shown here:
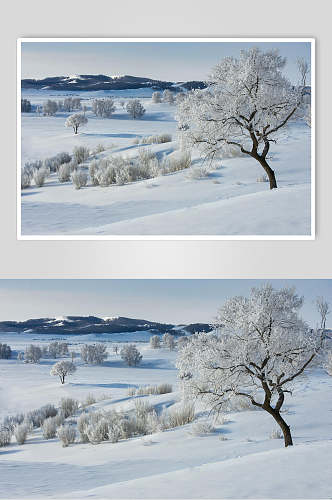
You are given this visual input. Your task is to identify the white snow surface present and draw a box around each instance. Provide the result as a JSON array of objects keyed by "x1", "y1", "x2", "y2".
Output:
[
  {"x1": 0, "y1": 333, "x2": 331, "y2": 499},
  {"x1": 20, "y1": 91, "x2": 311, "y2": 236}
]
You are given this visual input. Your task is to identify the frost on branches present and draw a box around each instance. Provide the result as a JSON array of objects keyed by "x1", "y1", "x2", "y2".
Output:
[
  {"x1": 177, "y1": 48, "x2": 303, "y2": 190},
  {"x1": 177, "y1": 284, "x2": 322, "y2": 447},
  {"x1": 50, "y1": 360, "x2": 76, "y2": 384}
]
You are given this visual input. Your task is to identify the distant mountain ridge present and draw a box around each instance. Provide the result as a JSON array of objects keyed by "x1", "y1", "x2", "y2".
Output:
[
  {"x1": 0, "y1": 315, "x2": 212, "y2": 336},
  {"x1": 21, "y1": 74, "x2": 207, "y2": 92}
]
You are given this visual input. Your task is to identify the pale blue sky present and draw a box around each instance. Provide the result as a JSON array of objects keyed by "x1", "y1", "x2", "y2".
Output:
[
  {"x1": 21, "y1": 41, "x2": 311, "y2": 83},
  {"x1": 0, "y1": 280, "x2": 329, "y2": 327}
]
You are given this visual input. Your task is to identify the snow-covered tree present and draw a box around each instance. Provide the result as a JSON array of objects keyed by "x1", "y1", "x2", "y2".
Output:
[
  {"x1": 316, "y1": 297, "x2": 330, "y2": 330},
  {"x1": 80, "y1": 344, "x2": 108, "y2": 365},
  {"x1": 50, "y1": 360, "x2": 76, "y2": 384},
  {"x1": 43, "y1": 99, "x2": 58, "y2": 116},
  {"x1": 24, "y1": 345, "x2": 42, "y2": 363},
  {"x1": 48, "y1": 342, "x2": 68, "y2": 359},
  {"x1": 163, "y1": 89, "x2": 175, "y2": 104},
  {"x1": 177, "y1": 284, "x2": 322, "y2": 447},
  {"x1": 152, "y1": 91, "x2": 162, "y2": 103},
  {"x1": 0, "y1": 343, "x2": 11, "y2": 359},
  {"x1": 297, "y1": 57, "x2": 310, "y2": 87},
  {"x1": 92, "y1": 98, "x2": 116, "y2": 118},
  {"x1": 126, "y1": 100, "x2": 146, "y2": 119},
  {"x1": 65, "y1": 113, "x2": 88, "y2": 134},
  {"x1": 120, "y1": 344, "x2": 142, "y2": 366},
  {"x1": 21, "y1": 99, "x2": 31, "y2": 112},
  {"x1": 177, "y1": 48, "x2": 303, "y2": 189},
  {"x1": 163, "y1": 333, "x2": 175, "y2": 351},
  {"x1": 150, "y1": 335, "x2": 161, "y2": 349}
]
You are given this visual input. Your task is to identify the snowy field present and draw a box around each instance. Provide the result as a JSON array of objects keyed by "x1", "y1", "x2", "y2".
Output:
[
  {"x1": 20, "y1": 89, "x2": 312, "y2": 237},
  {"x1": 0, "y1": 332, "x2": 331, "y2": 499}
]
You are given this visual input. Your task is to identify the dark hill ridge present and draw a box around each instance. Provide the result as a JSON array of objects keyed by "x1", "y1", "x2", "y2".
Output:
[
  {"x1": 0, "y1": 316, "x2": 212, "y2": 336},
  {"x1": 21, "y1": 74, "x2": 206, "y2": 92}
]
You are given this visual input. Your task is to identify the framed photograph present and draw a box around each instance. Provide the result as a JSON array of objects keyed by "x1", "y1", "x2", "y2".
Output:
[{"x1": 18, "y1": 38, "x2": 315, "y2": 240}]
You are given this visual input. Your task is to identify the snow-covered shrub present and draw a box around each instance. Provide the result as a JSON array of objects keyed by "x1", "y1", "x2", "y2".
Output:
[
  {"x1": 2, "y1": 414, "x2": 24, "y2": 433},
  {"x1": 17, "y1": 351, "x2": 24, "y2": 361},
  {"x1": 0, "y1": 343, "x2": 12, "y2": 359},
  {"x1": 86, "y1": 418, "x2": 110, "y2": 444},
  {"x1": 163, "y1": 333, "x2": 175, "y2": 351},
  {"x1": 24, "y1": 160, "x2": 43, "y2": 174},
  {"x1": 160, "y1": 404, "x2": 195, "y2": 430},
  {"x1": 186, "y1": 164, "x2": 210, "y2": 179},
  {"x1": 177, "y1": 336, "x2": 189, "y2": 350},
  {"x1": 270, "y1": 428, "x2": 283, "y2": 439},
  {"x1": 22, "y1": 417, "x2": 33, "y2": 433},
  {"x1": 95, "y1": 143, "x2": 105, "y2": 154},
  {"x1": 126, "y1": 99, "x2": 145, "y2": 119},
  {"x1": 190, "y1": 420, "x2": 215, "y2": 436},
  {"x1": 120, "y1": 344, "x2": 142, "y2": 367},
  {"x1": 77, "y1": 413, "x2": 90, "y2": 443},
  {"x1": 0, "y1": 428, "x2": 12, "y2": 447},
  {"x1": 57, "y1": 425, "x2": 76, "y2": 447},
  {"x1": 21, "y1": 169, "x2": 32, "y2": 189},
  {"x1": 150, "y1": 335, "x2": 161, "y2": 349},
  {"x1": 54, "y1": 411, "x2": 65, "y2": 427},
  {"x1": 24, "y1": 344, "x2": 42, "y2": 363},
  {"x1": 42, "y1": 417, "x2": 57, "y2": 439},
  {"x1": 155, "y1": 383, "x2": 172, "y2": 394},
  {"x1": 161, "y1": 152, "x2": 191, "y2": 174},
  {"x1": 60, "y1": 398, "x2": 79, "y2": 418},
  {"x1": 33, "y1": 168, "x2": 48, "y2": 187},
  {"x1": 256, "y1": 175, "x2": 269, "y2": 183},
  {"x1": 80, "y1": 344, "x2": 108, "y2": 364},
  {"x1": 58, "y1": 163, "x2": 71, "y2": 182},
  {"x1": 41, "y1": 404, "x2": 58, "y2": 419},
  {"x1": 134, "y1": 399, "x2": 154, "y2": 419},
  {"x1": 132, "y1": 137, "x2": 140, "y2": 144},
  {"x1": 50, "y1": 360, "x2": 76, "y2": 384},
  {"x1": 127, "y1": 387, "x2": 136, "y2": 397},
  {"x1": 84, "y1": 393, "x2": 97, "y2": 407},
  {"x1": 71, "y1": 169, "x2": 88, "y2": 189},
  {"x1": 73, "y1": 146, "x2": 89, "y2": 164}
]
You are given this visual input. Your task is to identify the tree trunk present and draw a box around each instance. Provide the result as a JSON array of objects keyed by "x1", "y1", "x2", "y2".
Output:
[
  {"x1": 266, "y1": 406, "x2": 293, "y2": 447},
  {"x1": 74, "y1": 126, "x2": 78, "y2": 135},
  {"x1": 256, "y1": 156, "x2": 277, "y2": 190}
]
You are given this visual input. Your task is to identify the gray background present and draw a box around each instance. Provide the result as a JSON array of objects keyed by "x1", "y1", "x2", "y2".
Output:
[{"x1": 1, "y1": 0, "x2": 330, "y2": 279}]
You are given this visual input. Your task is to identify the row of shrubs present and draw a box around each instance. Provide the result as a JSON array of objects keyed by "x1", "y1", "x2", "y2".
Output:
[
  {"x1": 21, "y1": 145, "x2": 105, "y2": 189},
  {"x1": 87, "y1": 150, "x2": 192, "y2": 189},
  {"x1": 127, "y1": 383, "x2": 172, "y2": 397},
  {"x1": 132, "y1": 134, "x2": 172, "y2": 145}
]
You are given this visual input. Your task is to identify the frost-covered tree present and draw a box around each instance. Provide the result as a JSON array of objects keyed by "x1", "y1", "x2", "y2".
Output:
[
  {"x1": 177, "y1": 284, "x2": 321, "y2": 447},
  {"x1": 120, "y1": 344, "x2": 142, "y2": 366},
  {"x1": 316, "y1": 297, "x2": 330, "y2": 330},
  {"x1": 24, "y1": 345, "x2": 42, "y2": 363},
  {"x1": 43, "y1": 100, "x2": 58, "y2": 116},
  {"x1": 163, "y1": 89, "x2": 175, "y2": 104},
  {"x1": 80, "y1": 344, "x2": 108, "y2": 365},
  {"x1": 150, "y1": 335, "x2": 161, "y2": 349},
  {"x1": 50, "y1": 360, "x2": 76, "y2": 384},
  {"x1": 297, "y1": 57, "x2": 310, "y2": 87},
  {"x1": 177, "y1": 48, "x2": 303, "y2": 189},
  {"x1": 0, "y1": 343, "x2": 12, "y2": 359},
  {"x1": 48, "y1": 342, "x2": 69, "y2": 358},
  {"x1": 163, "y1": 333, "x2": 175, "y2": 351},
  {"x1": 65, "y1": 113, "x2": 88, "y2": 134},
  {"x1": 126, "y1": 100, "x2": 146, "y2": 119},
  {"x1": 92, "y1": 98, "x2": 116, "y2": 118},
  {"x1": 152, "y1": 91, "x2": 162, "y2": 103}
]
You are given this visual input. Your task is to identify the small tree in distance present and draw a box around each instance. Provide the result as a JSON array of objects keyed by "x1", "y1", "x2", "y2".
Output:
[
  {"x1": 163, "y1": 333, "x2": 175, "y2": 351},
  {"x1": 316, "y1": 297, "x2": 330, "y2": 330},
  {"x1": 120, "y1": 344, "x2": 142, "y2": 366},
  {"x1": 150, "y1": 335, "x2": 161, "y2": 349},
  {"x1": 65, "y1": 113, "x2": 88, "y2": 134},
  {"x1": 126, "y1": 100, "x2": 145, "y2": 119},
  {"x1": 24, "y1": 345, "x2": 42, "y2": 363},
  {"x1": 177, "y1": 48, "x2": 303, "y2": 189},
  {"x1": 152, "y1": 91, "x2": 162, "y2": 103},
  {"x1": 177, "y1": 284, "x2": 322, "y2": 447},
  {"x1": 50, "y1": 360, "x2": 76, "y2": 384}
]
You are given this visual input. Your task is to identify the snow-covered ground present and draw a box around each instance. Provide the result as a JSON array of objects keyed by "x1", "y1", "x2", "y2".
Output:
[
  {"x1": 0, "y1": 332, "x2": 331, "y2": 499},
  {"x1": 20, "y1": 90, "x2": 312, "y2": 236}
]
